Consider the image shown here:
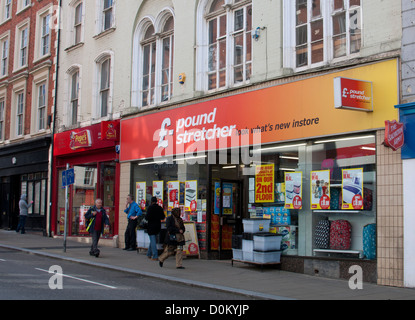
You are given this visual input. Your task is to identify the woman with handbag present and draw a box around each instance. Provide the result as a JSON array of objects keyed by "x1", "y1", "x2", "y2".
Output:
[{"x1": 158, "y1": 207, "x2": 186, "y2": 269}]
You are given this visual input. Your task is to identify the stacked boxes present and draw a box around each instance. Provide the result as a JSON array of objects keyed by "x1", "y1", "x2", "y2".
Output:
[{"x1": 232, "y1": 219, "x2": 282, "y2": 263}]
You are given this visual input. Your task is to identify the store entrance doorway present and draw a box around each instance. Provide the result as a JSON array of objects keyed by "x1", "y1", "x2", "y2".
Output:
[{"x1": 213, "y1": 179, "x2": 243, "y2": 259}]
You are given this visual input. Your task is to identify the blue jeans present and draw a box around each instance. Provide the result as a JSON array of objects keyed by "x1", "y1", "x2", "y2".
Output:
[
  {"x1": 16, "y1": 216, "x2": 27, "y2": 234},
  {"x1": 147, "y1": 234, "x2": 158, "y2": 259}
]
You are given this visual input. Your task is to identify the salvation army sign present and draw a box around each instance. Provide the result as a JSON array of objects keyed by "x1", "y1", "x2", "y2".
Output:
[{"x1": 384, "y1": 120, "x2": 404, "y2": 151}]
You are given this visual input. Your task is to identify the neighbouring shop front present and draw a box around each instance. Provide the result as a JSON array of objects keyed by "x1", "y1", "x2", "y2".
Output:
[
  {"x1": 120, "y1": 59, "x2": 399, "y2": 281},
  {"x1": 0, "y1": 137, "x2": 51, "y2": 233},
  {"x1": 51, "y1": 121, "x2": 120, "y2": 239}
]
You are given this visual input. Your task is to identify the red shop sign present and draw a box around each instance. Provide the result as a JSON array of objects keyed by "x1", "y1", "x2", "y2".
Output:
[{"x1": 384, "y1": 120, "x2": 404, "y2": 151}]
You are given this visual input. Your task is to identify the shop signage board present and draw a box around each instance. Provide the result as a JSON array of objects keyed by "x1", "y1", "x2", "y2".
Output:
[
  {"x1": 255, "y1": 164, "x2": 274, "y2": 203},
  {"x1": 310, "y1": 170, "x2": 331, "y2": 210},
  {"x1": 120, "y1": 60, "x2": 397, "y2": 162},
  {"x1": 342, "y1": 168, "x2": 364, "y2": 210},
  {"x1": 334, "y1": 77, "x2": 373, "y2": 112},
  {"x1": 384, "y1": 120, "x2": 404, "y2": 151},
  {"x1": 285, "y1": 172, "x2": 302, "y2": 209},
  {"x1": 183, "y1": 221, "x2": 200, "y2": 257}
]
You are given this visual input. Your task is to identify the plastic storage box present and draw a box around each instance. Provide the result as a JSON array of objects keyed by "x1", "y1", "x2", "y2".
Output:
[
  {"x1": 243, "y1": 219, "x2": 270, "y2": 233},
  {"x1": 242, "y1": 239, "x2": 254, "y2": 252},
  {"x1": 253, "y1": 251, "x2": 282, "y2": 263},
  {"x1": 243, "y1": 250, "x2": 254, "y2": 262},
  {"x1": 232, "y1": 249, "x2": 243, "y2": 260},
  {"x1": 253, "y1": 233, "x2": 282, "y2": 252}
]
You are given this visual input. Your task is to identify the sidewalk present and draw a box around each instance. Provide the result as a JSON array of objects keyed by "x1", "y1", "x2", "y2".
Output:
[{"x1": 1, "y1": 230, "x2": 415, "y2": 300}]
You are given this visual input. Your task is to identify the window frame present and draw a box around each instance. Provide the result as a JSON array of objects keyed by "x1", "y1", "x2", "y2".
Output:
[
  {"x1": 283, "y1": 0, "x2": 362, "y2": 72},
  {"x1": 196, "y1": 0, "x2": 253, "y2": 93},
  {"x1": 132, "y1": 10, "x2": 175, "y2": 109}
]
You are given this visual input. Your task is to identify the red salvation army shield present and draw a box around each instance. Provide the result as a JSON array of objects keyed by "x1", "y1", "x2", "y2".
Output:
[{"x1": 384, "y1": 120, "x2": 404, "y2": 151}]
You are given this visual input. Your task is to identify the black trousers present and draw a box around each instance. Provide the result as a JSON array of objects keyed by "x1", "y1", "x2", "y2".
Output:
[{"x1": 125, "y1": 219, "x2": 138, "y2": 249}]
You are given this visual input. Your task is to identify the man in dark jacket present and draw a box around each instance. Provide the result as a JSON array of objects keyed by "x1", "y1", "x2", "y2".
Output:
[
  {"x1": 146, "y1": 197, "x2": 165, "y2": 260},
  {"x1": 85, "y1": 198, "x2": 110, "y2": 257}
]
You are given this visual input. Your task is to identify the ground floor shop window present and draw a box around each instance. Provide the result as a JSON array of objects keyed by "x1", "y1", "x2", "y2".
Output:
[
  {"x1": 249, "y1": 133, "x2": 376, "y2": 260},
  {"x1": 21, "y1": 172, "x2": 48, "y2": 216},
  {"x1": 131, "y1": 133, "x2": 377, "y2": 260},
  {"x1": 56, "y1": 162, "x2": 116, "y2": 237}
]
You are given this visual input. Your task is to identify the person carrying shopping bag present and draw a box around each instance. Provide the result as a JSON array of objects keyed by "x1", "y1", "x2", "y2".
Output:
[{"x1": 158, "y1": 207, "x2": 186, "y2": 269}]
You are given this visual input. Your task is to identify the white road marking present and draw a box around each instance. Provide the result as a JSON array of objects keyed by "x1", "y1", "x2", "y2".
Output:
[{"x1": 35, "y1": 268, "x2": 117, "y2": 289}]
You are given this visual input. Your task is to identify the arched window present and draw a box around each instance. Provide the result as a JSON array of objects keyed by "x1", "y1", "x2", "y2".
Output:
[
  {"x1": 197, "y1": 0, "x2": 252, "y2": 92},
  {"x1": 133, "y1": 10, "x2": 175, "y2": 108}
]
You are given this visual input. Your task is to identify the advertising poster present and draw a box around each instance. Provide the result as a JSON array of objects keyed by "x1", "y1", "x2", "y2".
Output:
[
  {"x1": 152, "y1": 181, "x2": 164, "y2": 207},
  {"x1": 214, "y1": 182, "x2": 221, "y2": 215},
  {"x1": 285, "y1": 172, "x2": 303, "y2": 209},
  {"x1": 222, "y1": 182, "x2": 233, "y2": 215},
  {"x1": 310, "y1": 170, "x2": 331, "y2": 210},
  {"x1": 136, "y1": 182, "x2": 146, "y2": 210},
  {"x1": 168, "y1": 181, "x2": 180, "y2": 210},
  {"x1": 342, "y1": 168, "x2": 364, "y2": 210},
  {"x1": 185, "y1": 180, "x2": 197, "y2": 211},
  {"x1": 183, "y1": 221, "x2": 200, "y2": 257},
  {"x1": 78, "y1": 206, "x2": 89, "y2": 235},
  {"x1": 255, "y1": 164, "x2": 275, "y2": 203}
]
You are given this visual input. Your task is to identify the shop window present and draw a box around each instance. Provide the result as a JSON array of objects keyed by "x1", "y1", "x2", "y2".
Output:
[
  {"x1": 20, "y1": 173, "x2": 47, "y2": 216},
  {"x1": 248, "y1": 134, "x2": 376, "y2": 260},
  {"x1": 133, "y1": 160, "x2": 208, "y2": 254},
  {"x1": 56, "y1": 163, "x2": 116, "y2": 237}
]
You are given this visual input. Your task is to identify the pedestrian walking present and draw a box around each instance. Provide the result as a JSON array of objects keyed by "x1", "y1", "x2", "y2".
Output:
[
  {"x1": 146, "y1": 197, "x2": 165, "y2": 260},
  {"x1": 123, "y1": 194, "x2": 142, "y2": 251},
  {"x1": 158, "y1": 207, "x2": 186, "y2": 269},
  {"x1": 85, "y1": 198, "x2": 110, "y2": 257},
  {"x1": 16, "y1": 194, "x2": 33, "y2": 234}
]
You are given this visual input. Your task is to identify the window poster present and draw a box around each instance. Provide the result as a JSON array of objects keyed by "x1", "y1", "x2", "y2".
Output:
[
  {"x1": 214, "y1": 181, "x2": 221, "y2": 215},
  {"x1": 222, "y1": 182, "x2": 233, "y2": 215},
  {"x1": 185, "y1": 180, "x2": 197, "y2": 212},
  {"x1": 152, "y1": 181, "x2": 164, "y2": 207},
  {"x1": 342, "y1": 168, "x2": 364, "y2": 210},
  {"x1": 285, "y1": 171, "x2": 302, "y2": 209},
  {"x1": 136, "y1": 182, "x2": 146, "y2": 210},
  {"x1": 168, "y1": 181, "x2": 180, "y2": 210},
  {"x1": 255, "y1": 164, "x2": 275, "y2": 203},
  {"x1": 310, "y1": 170, "x2": 331, "y2": 210}
]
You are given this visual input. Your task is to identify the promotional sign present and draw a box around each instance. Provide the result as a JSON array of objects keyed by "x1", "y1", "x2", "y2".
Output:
[
  {"x1": 185, "y1": 180, "x2": 197, "y2": 211},
  {"x1": 285, "y1": 172, "x2": 302, "y2": 210},
  {"x1": 255, "y1": 164, "x2": 275, "y2": 203},
  {"x1": 121, "y1": 60, "x2": 398, "y2": 162},
  {"x1": 334, "y1": 77, "x2": 373, "y2": 112},
  {"x1": 168, "y1": 181, "x2": 180, "y2": 210},
  {"x1": 183, "y1": 221, "x2": 200, "y2": 257},
  {"x1": 384, "y1": 120, "x2": 404, "y2": 151},
  {"x1": 136, "y1": 182, "x2": 146, "y2": 209},
  {"x1": 310, "y1": 170, "x2": 331, "y2": 210},
  {"x1": 152, "y1": 181, "x2": 164, "y2": 206},
  {"x1": 342, "y1": 168, "x2": 364, "y2": 210},
  {"x1": 214, "y1": 182, "x2": 221, "y2": 215},
  {"x1": 222, "y1": 182, "x2": 233, "y2": 215}
]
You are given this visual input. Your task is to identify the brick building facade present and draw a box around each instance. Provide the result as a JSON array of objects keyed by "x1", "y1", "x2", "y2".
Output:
[{"x1": 0, "y1": 0, "x2": 58, "y2": 233}]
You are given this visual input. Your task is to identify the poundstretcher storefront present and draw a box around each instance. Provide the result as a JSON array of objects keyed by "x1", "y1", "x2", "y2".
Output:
[{"x1": 119, "y1": 59, "x2": 402, "y2": 284}]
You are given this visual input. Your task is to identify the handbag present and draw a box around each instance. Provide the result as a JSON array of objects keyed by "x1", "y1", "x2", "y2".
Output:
[
  {"x1": 169, "y1": 233, "x2": 177, "y2": 242},
  {"x1": 138, "y1": 216, "x2": 148, "y2": 229}
]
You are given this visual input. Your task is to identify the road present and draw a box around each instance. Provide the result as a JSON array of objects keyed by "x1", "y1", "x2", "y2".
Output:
[{"x1": 0, "y1": 248, "x2": 250, "y2": 301}]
